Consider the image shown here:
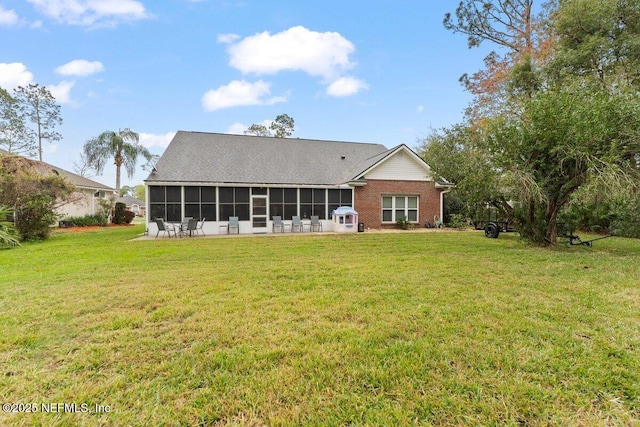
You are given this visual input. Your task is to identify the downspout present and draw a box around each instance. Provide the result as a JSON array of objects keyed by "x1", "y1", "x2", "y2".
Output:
[{"x1": 440, "y1": 187, "x2": 453, "y2": 224}]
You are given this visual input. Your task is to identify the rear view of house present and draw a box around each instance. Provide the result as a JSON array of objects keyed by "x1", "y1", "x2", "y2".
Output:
[{"x1": 145, "y1": 131, "x2": 452, "y2": 235}]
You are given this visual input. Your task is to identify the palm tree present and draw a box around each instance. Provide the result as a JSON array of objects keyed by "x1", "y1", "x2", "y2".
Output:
[
  {"x1": 0, "y1": 206, "x2": 20, "y2": 248},
  {"x1": 83, "y1": 128, "x2": 151, "y2": 193}
]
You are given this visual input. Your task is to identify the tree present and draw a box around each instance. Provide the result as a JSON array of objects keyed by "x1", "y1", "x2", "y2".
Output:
[
  {"x1": 444, "y1": 0, "x2": 554, "y2": 118},
  {"x1": 270, "y1": 114, "x2": 295, "y2": 138},
  {"x1": 0, "y1": 154, "x2": 75, "y2": 241},
  {"x1": 13, "y1": 84, "x2": 62, "y2": 162},
  {"x1": 244, "y1": 124, "x2": 271, "y2": 137},
  {"x1": 439, "y1": 0, "x2": 640, "y2": 245},
  {"x1": 119, "y1": 185, "x2": 134, "y2": 198},
  {"x1": 83, "y1": 128, "x2": 152, "y2": 194},
  {"x1": 133, "y1": 184, "x2": 146, "y2": 201},
  {"x1": 244, "y1": 114, "x2": 295, "y2": 138},
  {"x1": 550, "y1": 0, "x2": 640, "y2": 91},
  {"x1": 0, "y1": 87, "x2": 36, "y2": 157},
  {"x1": 483, "y1": 86, "x2": 640, "y2": 244},
  {"x1": 418, "y1": 125, "x2": 510, "y2": 221},
  {"x1": 72, "y1": 152, "x2": 95, "y2": 178}
]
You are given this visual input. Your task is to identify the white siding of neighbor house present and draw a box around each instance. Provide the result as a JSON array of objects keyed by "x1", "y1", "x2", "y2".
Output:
[
  {"x1": 363, "y1": 151, "x2": 432, "y2": 181},
  {"x1": 56, "y1": 189, "x2": 106, "y2": 218}
]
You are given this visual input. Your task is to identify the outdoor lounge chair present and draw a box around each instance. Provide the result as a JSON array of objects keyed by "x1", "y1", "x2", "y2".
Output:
[
  {"x1": 155, "y1": 218, "x2": 176, "y2": 238},
  {"x1": 291, "y1": 216, "x2": 302, "y2": 232},
  {"x1": 229, "y1": 216, "x2": 239, "y2": 234},
  {"x1": 272, "y1": 216, "x2": 284, "y2": 233},
  {"x1": 310, "y1": 215, "x2": 322, "y2": 232}
]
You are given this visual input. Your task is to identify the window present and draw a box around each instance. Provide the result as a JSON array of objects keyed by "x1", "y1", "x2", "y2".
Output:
[
  {"x1": 149, "y1": 186, "x2": 182, "y2": 222},
  {"x1": 219, "y1": 187, "x2": 249, "y2": 220},
  {"x1": 184, "y1": 186, "x2": 216, "y2": 221},
  {"x1": 328, "y1": 189, "x2": 353, "y2": 217},
  {"x1": 300, "y1": 188, "x2": 330, "y2": 219},
  {"x1": 269, "y1": 188, "x2": 298, "y2": 220},
  {"x1": 382, "y1": 196, "x2": 418, "y2": 223}
]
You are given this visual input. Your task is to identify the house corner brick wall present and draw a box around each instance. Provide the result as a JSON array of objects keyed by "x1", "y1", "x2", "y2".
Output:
[{"x1": 354, "y1": 180, "x2": 442, "y2": 229}]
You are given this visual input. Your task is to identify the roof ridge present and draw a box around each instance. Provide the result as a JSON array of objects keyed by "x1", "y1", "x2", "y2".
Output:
[{"x1": 175, "y1": 130, "x2": 386, "y2": 148}]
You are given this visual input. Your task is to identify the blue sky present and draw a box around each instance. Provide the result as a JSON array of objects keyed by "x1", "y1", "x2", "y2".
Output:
[{"x1": 1, "y1": 1, "x2": 492, "y2": 189}]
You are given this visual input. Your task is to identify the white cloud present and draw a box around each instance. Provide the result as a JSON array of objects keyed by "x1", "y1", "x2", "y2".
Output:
[
  {"x1": 217, "y1": 33, "x2": 240, "y2": 44},
  {"x1": 26, "y1": 0, "x2": 149, "y2": 27},
  {"x1": 416, "y1": 105, "x2": 424, "y2": 113},
  {"x1": 55, "y1": 59, "x2": 104, "y2": 76},
  {"x1": 221, "y1": 26, "x2": 368, "y2": 97},
  {"x1": 224, "y1": 26, "x2": 355, "y2": 81},
  {"x1": 201, "y1": 80, "x2": 286, "y2": 112},
  {"x1": 0, "y1": 63, "x2": 34, "y2": 90},
  {"x1": 0, "y1": 5, "x2": 18, "y2": 25},
  {"x1": 139, "y1": 132, "x2": 176, "y2": 149},
  {"x1": 226, "y1": 122, "x2": 247, "y2": 135},
  {"x1": 326, "y1": 77, "x2": 369, "y2": 97},
  {"x1": 47, "y1": 81, "x2": 75, "y2": 104}
]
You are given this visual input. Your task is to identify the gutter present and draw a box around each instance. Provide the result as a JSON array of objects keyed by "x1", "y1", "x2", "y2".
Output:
[{"x1": 439, "y1": 186, "x2": 454, "y2": 224}]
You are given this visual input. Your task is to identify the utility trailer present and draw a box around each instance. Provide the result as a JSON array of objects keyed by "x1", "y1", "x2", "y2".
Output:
[
  {"x1": 557, "y1": 223, "x2": 615, "y2": 247},
  {"x1": 473, "y1": 205, "x2": 516, "y2": 239}
]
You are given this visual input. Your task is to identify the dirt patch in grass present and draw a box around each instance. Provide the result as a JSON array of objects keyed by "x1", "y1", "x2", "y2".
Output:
[{"x1": 57, "y1": 223, "x2": 135, "y2": 232}]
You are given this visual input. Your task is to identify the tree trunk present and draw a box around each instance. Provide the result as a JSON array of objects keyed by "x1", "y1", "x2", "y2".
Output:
[
  {"x1": 114, "y1": 151, "x2": 124, "y2": 194},
  {"x1": 545, "y1": 201, "x2": 560, "y2": 245}
]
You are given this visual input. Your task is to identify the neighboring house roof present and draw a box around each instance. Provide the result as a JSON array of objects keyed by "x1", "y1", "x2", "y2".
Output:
[
  {"x1": 118, "y1": 195, "x2": 144, "y2": 206},
  {"x1": 0, "y1": 149, "x2": 115, "y2": 192},
  {"x1": 145, "y1": 131, "x2": 436, "y2": 186}
]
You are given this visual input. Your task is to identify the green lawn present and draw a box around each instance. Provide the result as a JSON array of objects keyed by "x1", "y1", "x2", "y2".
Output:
[{"x1": 1, "y1": 226, "x2": 639, "y2": 426}]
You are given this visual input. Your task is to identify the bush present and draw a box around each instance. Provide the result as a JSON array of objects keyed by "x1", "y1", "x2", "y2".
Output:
[
  {"x1": 124, "y1": 210, "x2": 135, "y2": 224},
  {"x1": 0, "y1": 206, "x2": 20, "y2": 248},
  {"x1": 0, "y1": 155, "x2": 75, "y2": 242},
  {"x1": 113, "y1": 202, "x2": 126, "y2": 224},
  {"x1": 396, "y1": 217, "x2": 414, "y2": 230},
  {"x1": 448, "y1": 213, "x2": 467, "y2": 229},
  {"x1": 610, "y1": 201, "x2": 640, "y2": 238},
  {"x1": 61, "y1": 214, "x2": 108, "y2": 227},
  {"x1": 15, "y1": 194, "x2": 60, "y2": 241}
]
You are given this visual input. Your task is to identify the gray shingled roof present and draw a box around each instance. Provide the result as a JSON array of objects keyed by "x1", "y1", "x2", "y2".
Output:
[{"x1": 145, "y1": 131, "x2": 394, "y2": 186}]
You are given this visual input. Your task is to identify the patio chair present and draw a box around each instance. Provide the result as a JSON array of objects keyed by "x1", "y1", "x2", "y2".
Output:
[
  {"x1": 310, "y1": 215, "x2": 322, "y2": 232},
  {"x1": 155, "y1": 218, "x2": 176, "y2": 238},
  {"x1": 291, "y1": 216, "x2": 302, "y2": 232},
  {"x1": 229, "y1": 216, "x2": 239, "y2": 234},
  {"x1": 272, "y1": 216, "x2": 284, "y2": 233},
  {"x1": 196, "y1": 218, "x2": 206, "y2": 236},
  {"x1": 180, "y1": 216, "x2": 192, "y2": 233},
  {"x1": 183, "y1": 218, "x2": 198, "y2": 237}
]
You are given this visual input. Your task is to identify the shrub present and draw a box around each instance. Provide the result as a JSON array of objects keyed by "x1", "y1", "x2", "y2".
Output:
[
  {"x1": 124, "y1": 210, "x2": 135, "y2": 224},
  {"x1": 15, "y1": 194, "x2": 60, "y2": 241},
  {"x1": 448, "y1": 213, "x2": 467, "y2": 229},
  {"x1": 0, "y1": 206, "x2": 20, "y2": 248},
  {"x1": 0, "y1": 155, "x2": 75, "y2": 241},
  {"x1": 610, "y1": 200, "x2": 640, "y2": 238},
  {"x1": 113, "y1": 202, "x2": 126, "y2": 224},
  {"x1": 61, "y1": 214, "x2": 108, "y2": 227},
  {"x1": 396, "y1": 217, "x2": 414, "y2": 230}
]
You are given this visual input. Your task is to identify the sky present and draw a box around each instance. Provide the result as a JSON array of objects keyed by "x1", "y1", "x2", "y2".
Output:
[{"x1": 0, "y1": 0, "x2": 494, "y2": 190}]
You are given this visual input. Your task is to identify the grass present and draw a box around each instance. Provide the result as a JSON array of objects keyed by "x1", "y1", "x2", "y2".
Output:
[{"x1": 1, "y1": 225, "x2": 639, "y2": 426}]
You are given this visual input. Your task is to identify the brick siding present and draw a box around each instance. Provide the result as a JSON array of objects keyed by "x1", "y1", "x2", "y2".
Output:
[{"x1": 354, "y1": 180, "x2": 442, "y2": 229}]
